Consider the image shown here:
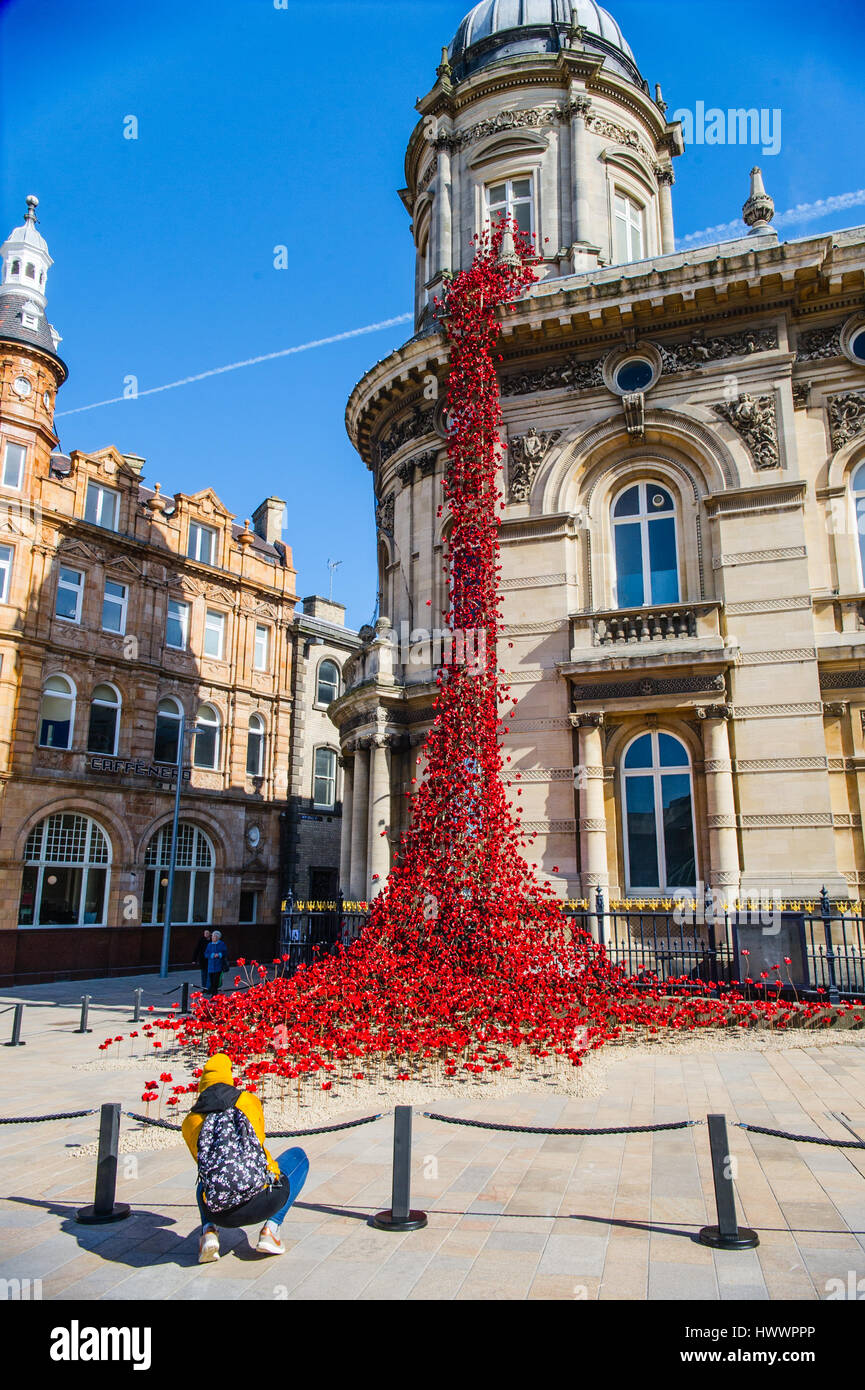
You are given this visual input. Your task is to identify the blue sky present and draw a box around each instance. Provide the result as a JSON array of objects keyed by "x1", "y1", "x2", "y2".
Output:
[{"x1": 1, "y1": 0, "x2": 861, "y2": 627}]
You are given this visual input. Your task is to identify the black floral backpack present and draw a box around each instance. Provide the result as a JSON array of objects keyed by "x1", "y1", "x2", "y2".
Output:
[{"x1": 197, "y1": 1105, "x2": 270, "y2": 1214}]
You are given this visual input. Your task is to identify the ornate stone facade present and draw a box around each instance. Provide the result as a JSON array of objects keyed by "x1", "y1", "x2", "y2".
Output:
[{"x1": 335, "y1": 2, "x2": 865, "y2": 905}]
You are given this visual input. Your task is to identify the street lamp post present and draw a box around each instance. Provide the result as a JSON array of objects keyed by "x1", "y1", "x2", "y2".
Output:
[{"x1": 159, "y1": 712, "x2": 189, "y2": 979}]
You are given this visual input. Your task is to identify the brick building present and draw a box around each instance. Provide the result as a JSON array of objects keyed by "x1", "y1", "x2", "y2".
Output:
[{"x1": 0, "y1": 196, "x2": 354, "y2": 982}]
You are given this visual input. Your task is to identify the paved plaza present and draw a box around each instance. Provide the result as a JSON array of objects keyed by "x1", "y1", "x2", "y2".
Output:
[{"x1": 1, "y1": 970, "x2": 864, "y2": 1301}]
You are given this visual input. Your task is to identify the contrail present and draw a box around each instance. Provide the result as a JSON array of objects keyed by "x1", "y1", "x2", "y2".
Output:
[
  {"x1": 56, "y1": 311, "x2": 414, "y2": 416},
  {"x1": 678, "y1": 188, "x2": 865, "y2": 248}
]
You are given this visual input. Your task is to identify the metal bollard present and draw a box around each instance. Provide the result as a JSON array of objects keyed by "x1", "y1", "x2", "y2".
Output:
[
  {"x1": 180, "y1": 981, "x2": 190, "y2": 1014},
  {"x1": 76, "y1": 995, "x2": 92, "y2": 1034},
  {"x1": 132, "y1": 987, "x2": 143, "y2": 1022},
  {"x1": 76, "y1": 1103, "x2": 132, "y2": 1224},
  {"x1": 4, "y1": 1003, "x2": 25, "y2": 1047},
  {"x1": 698, "y1": 1113, "x2": 759, "y2": 1249},
  {"x1": 372, "y1": 1105, "x2": 427, "y2": 1232}
]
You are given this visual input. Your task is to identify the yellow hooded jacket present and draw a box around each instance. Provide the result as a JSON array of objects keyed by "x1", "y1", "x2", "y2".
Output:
[{"x1": 182, "y1": 1053, "x2": 279, "y2": 1177}]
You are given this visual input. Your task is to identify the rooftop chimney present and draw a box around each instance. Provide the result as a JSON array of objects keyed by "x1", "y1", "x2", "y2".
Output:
[{"x1": 251, "y1": 496, "x2": 286, "y2": 545}]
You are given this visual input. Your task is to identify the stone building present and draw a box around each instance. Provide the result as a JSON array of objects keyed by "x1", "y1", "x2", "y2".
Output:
[
  {"x1": 0, "y1": 197, "x2": 347, "y2": 981},
  {"x1": 284, "y1": 595, "x2": 361, "y2": 901},
  {"x1": 331, "y1": 0, "x2": 865, "y2": 905}
]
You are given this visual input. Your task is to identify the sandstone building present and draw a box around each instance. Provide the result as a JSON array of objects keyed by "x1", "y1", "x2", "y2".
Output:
[
  {"x1": 0, "y1": 199, "x2": 355, "y2": 981},
  {"x1": 332, "y1": 0, "x2": 865, "y2": 906}
]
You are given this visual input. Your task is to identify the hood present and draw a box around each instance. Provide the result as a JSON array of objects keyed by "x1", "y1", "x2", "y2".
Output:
[{"x1": 190, "y1": 1052, "x2": 243, "y2": 1114}]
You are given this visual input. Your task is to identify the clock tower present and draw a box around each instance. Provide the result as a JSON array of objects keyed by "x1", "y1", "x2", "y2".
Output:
[{"x1": 0, "y1": 195, "x2": 67, "y2": 492}]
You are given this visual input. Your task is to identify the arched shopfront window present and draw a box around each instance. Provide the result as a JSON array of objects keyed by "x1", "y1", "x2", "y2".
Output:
[
  {"x1": 87, "y1": 683, "x2": 121, "y2": 755},
  {"x1": 19, "y1": 813, "x2": 111, "y2": 925},
  {"x1": 142, "y1": 822, "x2": 214, "y2": 925},
  {"x1": 612, "y1": 481, "x2": 679, "y2": 608},
  {"x1": 852, "y1": 461, "x2": 865, "y2": 587},
  {"x1": 154, "y1": 697, "x2": 183, "y2": 764},
  {"x1": 193, "y1": 703, "x2": 220, "y2": 770},
  {"x1": 316, "y1": 659, "x2": 340, "y2": 706},
  {"x1": 38, "y1": 674, "x2": 76, "y2": 749},
  {"x1": 246, "y1": 713, "x2": 265, "y2": 776},
  {"x1": 622, "y1": 731, "x2": 697, "y2": 893}
]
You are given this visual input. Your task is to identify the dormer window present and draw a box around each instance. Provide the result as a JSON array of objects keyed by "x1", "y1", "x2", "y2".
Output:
[
  {"x1": 485, "y1": 176, "x2": 533, "y2": 239},
  {"x1": 85, "y1": 482, "x2": 119, "y2": 531},
  {"x1": 21, "y1": 307, "x2": 39, "y2": 330},
  {"x1": 188, "y1": 521, "x2": 217, "y2": 565}
]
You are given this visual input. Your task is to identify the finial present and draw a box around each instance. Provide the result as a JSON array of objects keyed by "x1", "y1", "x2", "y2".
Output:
[
  {"x1": 145, "y1": 482, "x2": 167, "y2": 516},
  {"x1": 25, "y1": 194, "x2": 39, "y2": 222},
  {"x1": 568, "y1": 5, "x2": 586, "y2": 44},
  {"x1": 496, "y1": 223, "x2": 521, "y2": 269},
  {"x1": 654, "y1": 83, "x2": 667, "y2": 114},
  {"x1": 436, "y1": 45, "x2": 452, "y2": 81},
  {"x1": 238, "y1": 518, "x2": 254, "y2": 547},
  {"x1": 742, "y1": 166, "x2": 775, "y2": 233}
]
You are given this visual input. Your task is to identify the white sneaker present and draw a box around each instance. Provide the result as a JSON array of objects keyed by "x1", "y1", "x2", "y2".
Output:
[
  {"x1": 256, "y1": 1224, "x2": 285, "y2": 1256},
  {"x1": 198, "y1": 1227, "x2": 220, "y2": 1263}
]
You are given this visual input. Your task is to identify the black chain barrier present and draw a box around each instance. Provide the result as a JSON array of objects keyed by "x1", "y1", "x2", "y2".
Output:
[
  {"x1": 124, "y1": 1110, "x2": 385, "y2": 1138},
  {"x1": 0, "y1": 1109, "x2": 97, "y2": 1124},
  {"x1": 423, "y1": 1113, "x2": 701, "y2": 1136},
  {"x1": 736, "y1": 1122, "x2": 865, "y2": 1149}
]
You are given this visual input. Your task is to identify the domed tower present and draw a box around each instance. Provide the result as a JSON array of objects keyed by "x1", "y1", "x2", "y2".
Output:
[
  {"x1": 0, "y1": 196, "x2": 67, "y2": 488},
  {"x1": 336, "y1": 2, "x2": 856, "y2": 909},
  {"x1": 406, "y1": 0, "x2": 681, "y2": 330}
]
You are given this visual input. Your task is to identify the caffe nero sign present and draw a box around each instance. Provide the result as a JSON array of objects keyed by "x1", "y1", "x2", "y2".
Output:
[{"x1": 87, "y1": 756, "x2": 191, "y2": 781}]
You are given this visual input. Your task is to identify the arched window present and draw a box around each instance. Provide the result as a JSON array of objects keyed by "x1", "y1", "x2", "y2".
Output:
[
  {"x1": 142, "y1": 822, "x2": 213, "y2": 925},
  {"x1": 87, "y1": 683, "x2": 121, "y2": 755},
  {"x1": 19, "y1": 813, "x2": 111, "y2": 926},
  {"x1": 38, "y1": 674, "x2": 75, "y2": 749},
  {"x1": 313, "y1": 747, "x2": 337, "y2": 809},
  {"x1": 10, "y1": 259, "x2": 20, "y2": 276},
  {"x1": 316, "y1": 659, "x2": 340, "y2": 706},
  {"x1": 247, "y1": 713, "x2": 265, "y2": 776},
  {"x1": 24, "y1": 262, "x2": 35, "y2": 279},
  {"x1": 852, "y1": 462, "x2": 865, "y2": 586},
  {"x1": 612, "y1": 481, "x2": 679, "y2": 608},
  {"x1": 622, "y1": 731, "x2": 697, "y2": 893},
  {"x1": 193, "y1": 704, "x2": 220, "y2": 770},
  {"x1": 154, "y1": 697, "x2": 183, "y2": 764}
]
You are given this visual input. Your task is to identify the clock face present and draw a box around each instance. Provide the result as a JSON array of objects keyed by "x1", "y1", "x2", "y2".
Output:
[{"x1": 12, "y1": 376, "x2": 32, "y2": 398}]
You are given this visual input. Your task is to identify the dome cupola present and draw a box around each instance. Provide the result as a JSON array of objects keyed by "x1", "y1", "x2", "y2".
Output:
[
  {"x1": 448, "y1": 0, "x2": 642, "y2": 87},
  {"x1": 0, "y1": 196, "x2": 63, "y2": 360}
]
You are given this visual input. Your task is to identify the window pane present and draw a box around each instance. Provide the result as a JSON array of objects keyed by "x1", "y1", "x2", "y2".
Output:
[
  {"x1": 661, "y1": 774, "x2": 696, "y2": 887},
  {"x1": 613, "y1": 485, "x2": 640, "y2": 518},
  {"x1": 3, "y1": 442, "x2": 25, "y2": 487},
  {"x1": 87, "y1": 702, "x2": 117, "y2": 754},
  {"x1": 512, "y1": 178, "x2": 531, "y2": 199},
  {"x1": 246, "y1": 730, "x2": 263, "y2": 776},
  {"x1": 657, "y1": 733, "x2": 688, "y2": 767},
  {"x1": 204, "y1": 611, "x2": 224, "y2": 658},
  {"x1": 154, "y1": 715, "x2": 180, "y2": 763},
  {"x1": 40, "y1": 695, "x2": 72, "y2": 748},
  {"x1": 614, "y1": 215, "x2": 629, "y2": 264},
  {"x1": 624, "y1": 734, "x2": 653, "y2": 769},
  {"x1": 648, "y1": 486, "x2": 674, "y2": 513},
  {"x1": 614, "y1": 522, "x2": 644, "y2": 607},
  {"x1": 194, "y1": 724, "x2": 217, "y2": 768},
  {"x1": 102, "y1": 580, "x2": 126, "y2": 633},
  {"x1": 56, "y1": 568, "x2": 82, "y2": 621},
  {"x1": 39, "y1": 867, "x2": 83, "y2": 925},
  {"x1": 488, "y1": 183, "x2": 506, "y2": 206},
  {"x1": 82, "y1": 868, "x2": 107, "y2": 923},
  {"x1": 647, "y1": 517, "x2": 678, "y2": 603},
  {"x1": 18, "y1": 866, "x2": 37, "y2": 924},
  {"x1": 625, "y1": 777, "x2": 659, "y2": 888},
  {"x1": 166, "y1": 600, "x2": 187, "y2": 648},
  {"x1": 192, "y1": 871, "x2": 210, "y2": 924},
  {"x1": 514, "y1": 202, "x2": 532, "y2": 236}
]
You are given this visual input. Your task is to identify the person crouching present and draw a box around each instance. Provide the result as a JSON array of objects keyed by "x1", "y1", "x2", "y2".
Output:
[{"x1": 182, "y1": 1052, "x2": 308, "y2": 1263}]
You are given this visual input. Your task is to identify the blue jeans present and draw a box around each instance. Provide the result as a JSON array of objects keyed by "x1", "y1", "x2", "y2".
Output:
[{"x1": 197, "y1": 1147, "x2": 309, "y2": 1230}]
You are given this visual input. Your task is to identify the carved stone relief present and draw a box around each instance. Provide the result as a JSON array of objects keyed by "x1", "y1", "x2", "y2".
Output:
[
  {"x1": 713, "y1": 393, "x2": 780, "y2": 470},
  {"x1": 507, "y1": 428, "x2": 562, "y2": 502},
  {"x1": 827, "y1": 392, "x2": 865, "y2": 451}
]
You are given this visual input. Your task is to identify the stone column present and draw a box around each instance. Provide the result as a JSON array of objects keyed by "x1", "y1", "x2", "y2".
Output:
[
  {"x1": 338, "y1": 753, "x2": 354, "y2": 895},
  {"x1": 434, "y1": 137, "x2": 452, "y2": 277},
  {"x1": 657, "y1": 170, "x2": 675, "y2": 255},
  {"x1": 572, "y1": 713, "x2": 609, "y2": 933},
  {"x1": 349, "y1": 740, "x2": 370, "y2": 900},
  {"x1": 367, "y1": 733, "x2": 391, "y2": 897},
  {"x1": 698, "y1": 705, "x2": 740, "y2": 900}
]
